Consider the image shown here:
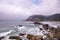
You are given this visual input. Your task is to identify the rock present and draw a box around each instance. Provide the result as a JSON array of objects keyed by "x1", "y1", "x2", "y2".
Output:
[
  {"x1": 26, "y1": 34, "x2": 43, "y2": 40},
  {"x1": 9, "y1": 36, "x2": 22, "y2": 40},
  {"x1": 0, "y1": 36, "x2": 4, "y2": 40}
]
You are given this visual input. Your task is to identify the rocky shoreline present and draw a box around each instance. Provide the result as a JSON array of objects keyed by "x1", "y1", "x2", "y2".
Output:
[{"x1": 0, "y1": 24, "x2": 60, "y2": 40}]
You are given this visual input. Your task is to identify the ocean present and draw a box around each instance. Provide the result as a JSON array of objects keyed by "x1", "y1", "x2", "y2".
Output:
[{"x1": 0, "y1": 20, "x2": 60, "y2": 33}]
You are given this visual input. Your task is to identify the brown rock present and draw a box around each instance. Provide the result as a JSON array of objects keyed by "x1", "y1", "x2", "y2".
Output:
[
  {"x1": 9, "y1": 36, "x2": 22, "y2": 40},
  {"x1": 26, "y1": 34, "x2": 43, "y2": 40}
]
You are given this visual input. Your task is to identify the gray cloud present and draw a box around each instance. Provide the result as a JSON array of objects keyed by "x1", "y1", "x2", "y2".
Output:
[{"x1": 0, "y1": 0, "x2": 60, "y2": 20}]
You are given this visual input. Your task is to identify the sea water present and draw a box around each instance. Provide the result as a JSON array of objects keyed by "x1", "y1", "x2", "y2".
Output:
[
  {"x1": 0, "y1": 20, "x2": 34, "y2": 33},
  {"x1": 0, "y1": 20, "x2": 60, "y2": 33}
]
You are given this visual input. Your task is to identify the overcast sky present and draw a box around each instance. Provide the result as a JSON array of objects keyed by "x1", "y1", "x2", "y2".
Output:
[{"x1": 0, "y1": 0, "x2": 60, "y2": 20}]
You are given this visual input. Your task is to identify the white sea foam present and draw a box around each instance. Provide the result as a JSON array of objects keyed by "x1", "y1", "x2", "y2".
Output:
[
  {"x1": 0, "y1": 21, "x2": 59, "y2": 40},
  {"x1": 0, "y1": 30, "x2": 15, "y2": 37}
]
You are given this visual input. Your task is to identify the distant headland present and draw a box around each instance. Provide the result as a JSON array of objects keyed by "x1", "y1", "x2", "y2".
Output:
[{"x1": 25, "y1": 13, "x2": 60, "y2": 21}]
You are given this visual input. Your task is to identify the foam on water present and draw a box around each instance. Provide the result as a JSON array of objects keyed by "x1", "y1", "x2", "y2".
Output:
[
  {"x1": 0, "y1": 30, "x2": 16, "y2": 37},
  {"x1": 0, "y1": 21, "x2": 60, "y2": 40},
  {"x1": 0, "y1": 24, "x2": 59, "y2": 40}
]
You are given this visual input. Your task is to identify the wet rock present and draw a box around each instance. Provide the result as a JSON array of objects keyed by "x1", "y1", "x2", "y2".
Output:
[
  {"x1": 0, "y1": 36, "x2": 4, "y2": 40},
  {"x1": 9, "y1": 36, "x2": 22, "y2": 40}
]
